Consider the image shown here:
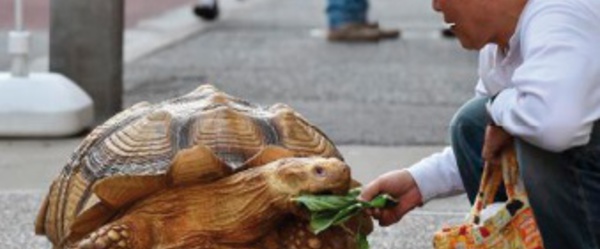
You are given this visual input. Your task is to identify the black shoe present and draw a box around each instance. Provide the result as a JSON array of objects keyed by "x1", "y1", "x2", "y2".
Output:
[{"x1": 193, "y1": 1, "x2": 219, "y2": 21}]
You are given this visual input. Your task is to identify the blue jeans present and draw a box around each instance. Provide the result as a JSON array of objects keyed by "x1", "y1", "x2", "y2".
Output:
[
  {"x1": 450, "y1": 97, "x2": 600, "y2": 249},
  {"x1": 326, "y1": 0, "x2": 368, "y2": 29}
]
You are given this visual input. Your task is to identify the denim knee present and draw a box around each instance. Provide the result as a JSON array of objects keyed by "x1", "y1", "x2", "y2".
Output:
[{"x1": 449, "y1": 97, "x2": 490, "y2": 203}]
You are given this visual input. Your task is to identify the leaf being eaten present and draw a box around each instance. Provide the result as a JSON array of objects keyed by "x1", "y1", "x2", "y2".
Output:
[{"x1": 293, "y1": 187, "x2": 398, "y2": 249}]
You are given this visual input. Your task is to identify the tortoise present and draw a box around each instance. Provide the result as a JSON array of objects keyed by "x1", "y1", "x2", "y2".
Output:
[{"x1": 35, "y1": 84, "x2": 372, "y2": 249}]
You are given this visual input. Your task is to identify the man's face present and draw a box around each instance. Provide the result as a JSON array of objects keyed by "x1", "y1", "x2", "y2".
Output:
[{"x1": 432, "y1": 0, "x2": 496, "y2": 50}]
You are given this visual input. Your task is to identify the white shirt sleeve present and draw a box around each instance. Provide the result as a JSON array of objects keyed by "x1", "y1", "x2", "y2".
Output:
[
  {"x1": 406, "y1": 147, "x2": 464, "y2": 202},
  {"x1": 475, "y1": 44, "x2": 502, "y2": 98},
  {"x1": 489, "y1": 1, "x2": 600, "y2": 152},
  {"x1": 474, "y1": 78, "x2": 489, "y2": 97}
]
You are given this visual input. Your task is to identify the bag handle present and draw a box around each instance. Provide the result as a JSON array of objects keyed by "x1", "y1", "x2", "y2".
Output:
[{"x1": 467, "y1": 145, "x2": 525, "y2": 224}]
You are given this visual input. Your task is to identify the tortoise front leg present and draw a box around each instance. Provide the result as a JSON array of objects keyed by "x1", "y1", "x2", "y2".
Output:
[{"x1": 67, "y1": 221, "x2": 150, "y2": 249}]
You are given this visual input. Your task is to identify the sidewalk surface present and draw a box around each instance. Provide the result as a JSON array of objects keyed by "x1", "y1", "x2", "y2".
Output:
[{"x1": 0, "y1": 0, "x2": 476, "y2": 248}]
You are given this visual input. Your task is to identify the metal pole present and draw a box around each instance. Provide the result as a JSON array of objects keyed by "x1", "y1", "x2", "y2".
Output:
[
  {"x1": 10, "y1": 0, "x2": 30, "y2": 77},
  {"x1": 14, "y1": 0, "x2": 23, "y2": 31},
  {"x1": 49, "y1": 0, "x2": 124, "y2": 124}
]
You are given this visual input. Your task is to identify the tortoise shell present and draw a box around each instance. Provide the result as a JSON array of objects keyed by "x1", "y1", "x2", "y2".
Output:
[{"x1": 35, "y1": 84, "x2": 342, "y2": 245}]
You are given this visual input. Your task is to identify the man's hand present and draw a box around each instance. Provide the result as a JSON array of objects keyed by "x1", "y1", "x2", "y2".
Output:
[
  {"x1": 358, "y1": 169, "x2": 423, "y2": 226},
  {"x1": 482, "y1": 125, "x2": 513, "y2": 166}
]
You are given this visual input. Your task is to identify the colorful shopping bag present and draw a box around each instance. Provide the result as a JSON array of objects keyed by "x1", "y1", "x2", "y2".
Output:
[{"x1": 433, "y1": 146, "x2": 544, "y2": 249}]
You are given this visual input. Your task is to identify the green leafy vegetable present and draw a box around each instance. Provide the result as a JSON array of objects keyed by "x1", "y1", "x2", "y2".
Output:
[
  {"x1": 293, "y1": 187, "x2": 398, "y2": 249},
  {"x1": 293, "y1": 195, "x2": 356, "y2": 212},
  {"x1": 357, "y1": 232, "x2": 369, "y2": 249},
  {"x1": 365, "y1": 193, "x2": 397, "y2": 209},
  {"x1": 309, "y1": 202, "x2": 363, "y2": 234}
]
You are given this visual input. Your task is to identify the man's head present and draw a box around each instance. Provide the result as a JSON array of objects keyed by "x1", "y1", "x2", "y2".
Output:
[{"x1": 432, "y1": 0, "x2": 527, "y2": 50}]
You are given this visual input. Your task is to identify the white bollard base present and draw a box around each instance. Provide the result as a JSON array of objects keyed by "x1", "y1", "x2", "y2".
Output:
[{"x1": 0, "y1": 72, "x2": 94, "y2": 137}]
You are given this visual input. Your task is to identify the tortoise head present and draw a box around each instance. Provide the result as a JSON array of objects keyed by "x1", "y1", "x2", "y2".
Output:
[{"x1": 265, "y1": 157, "x2": 351, "y2": 209}]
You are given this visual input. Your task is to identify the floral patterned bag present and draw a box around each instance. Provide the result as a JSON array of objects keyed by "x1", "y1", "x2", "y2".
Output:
[{"x1": 433, "y1": 146, "x2": 544, "y2": 249}]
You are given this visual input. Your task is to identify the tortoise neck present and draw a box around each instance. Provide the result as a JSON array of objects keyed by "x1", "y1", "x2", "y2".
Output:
[{"x1": 124, "y1": 168, "x2": 292, "y2": 244}]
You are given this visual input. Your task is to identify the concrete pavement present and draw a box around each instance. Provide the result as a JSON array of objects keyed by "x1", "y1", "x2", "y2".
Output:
[{"x1": 0, "y1": 0, "x2": 475, "y2": 247}]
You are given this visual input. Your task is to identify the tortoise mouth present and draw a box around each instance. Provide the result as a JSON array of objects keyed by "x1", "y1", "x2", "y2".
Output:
[
  {"x1": 314, "y1": 190, "x2": 334, "y2": 195},
  {"x1": 299, "y1": 185, "x2": 348, "y2": 197},
  {"x1": 291, "y1": 188, "x2": 358, "y2": 222}
]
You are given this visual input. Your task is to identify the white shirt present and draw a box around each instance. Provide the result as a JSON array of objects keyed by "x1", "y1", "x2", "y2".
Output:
[{"x1": 408, "y1": 0, "x2": 600, "y2": 202}]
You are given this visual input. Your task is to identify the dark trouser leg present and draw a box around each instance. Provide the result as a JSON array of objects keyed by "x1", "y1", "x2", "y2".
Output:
[
  {"x1": 449, "y1": 96, "x2": 506, "y2": 204},
  {"x1": 450, "y1": 96, "x2": 600, "y2": 247},
  {"x1": 517, "y1": 123, "x2": 600, "y2": 249},
  {"x1": 326, "y1": 0, "x2": 368, "y2": 29}
]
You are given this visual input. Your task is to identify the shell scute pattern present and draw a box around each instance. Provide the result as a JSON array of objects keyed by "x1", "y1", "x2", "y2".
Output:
[
  {"x1": 36, "y1": 85, "x2": 343, "y2": 247},
  {"x1": 189, "y1": 106, "x2": 267, "y2": 170},
  {"x1": 62, "y1": 102, "x2": 153, "y2": 177},
  {"x1": 271, "y1": 108, "x2": 339, "y2": 158},
  {"x1": 85, "y1": 109, "x2": 175, "y2": 179}
]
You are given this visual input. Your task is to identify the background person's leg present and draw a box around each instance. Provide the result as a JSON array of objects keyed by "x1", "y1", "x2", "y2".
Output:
[
  {"x1": 325, "y1": 0, "x2": 377, "y2": 41},
  {"x1": 325, "y1": 0, "x2": 398, "y2": 41},
  {"x1": 326, "y1": 0, "x2": 368, "y2": 29},
  {"x1": 517, "y1": 125, "x2": 600, "y2": 248}
]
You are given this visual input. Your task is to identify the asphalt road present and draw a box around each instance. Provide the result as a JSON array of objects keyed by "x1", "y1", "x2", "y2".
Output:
[{"x1": 124, "y1": 0, "x2": 479, "y2": 146}]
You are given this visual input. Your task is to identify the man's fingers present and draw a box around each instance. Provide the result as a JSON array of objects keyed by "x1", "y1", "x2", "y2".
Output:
[
  {"x1": 378, "y1": 206, "x2": 405, "y2": 226},
  {"x1": 369, "y1": 208, "x2": 382, "y2": 219},
  {"x1": 483, "y1": 125, "x2": 513, "y2": 164},
  {"x1": 358, "y1": 180, "x2": 382, "y2": 202},
  {"x1": 376, "y1": 201, "x2": 409, "y2": 226},
  {"x1": 482, "y1": 148, "x2": 498, "y2": 162},
  {"x1": 482, "y1": 142, "x2": 504, "y2": 166},
  {"x1": 482, "y1": 143, "x2": 500, "y2": 162},
  {"x1": 481, "y1": 146, "x2": 491, "y2": 161}
]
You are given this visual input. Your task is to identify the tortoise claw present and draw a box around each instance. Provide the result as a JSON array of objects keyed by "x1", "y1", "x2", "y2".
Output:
[{"x1": 70, "y1": 223, "x2": 133, "y2": 249}]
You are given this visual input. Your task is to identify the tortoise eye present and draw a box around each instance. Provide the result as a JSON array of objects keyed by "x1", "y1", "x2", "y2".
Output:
[{"x1": 314, "y1": 166, "x2": 326, "y2": 177}]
